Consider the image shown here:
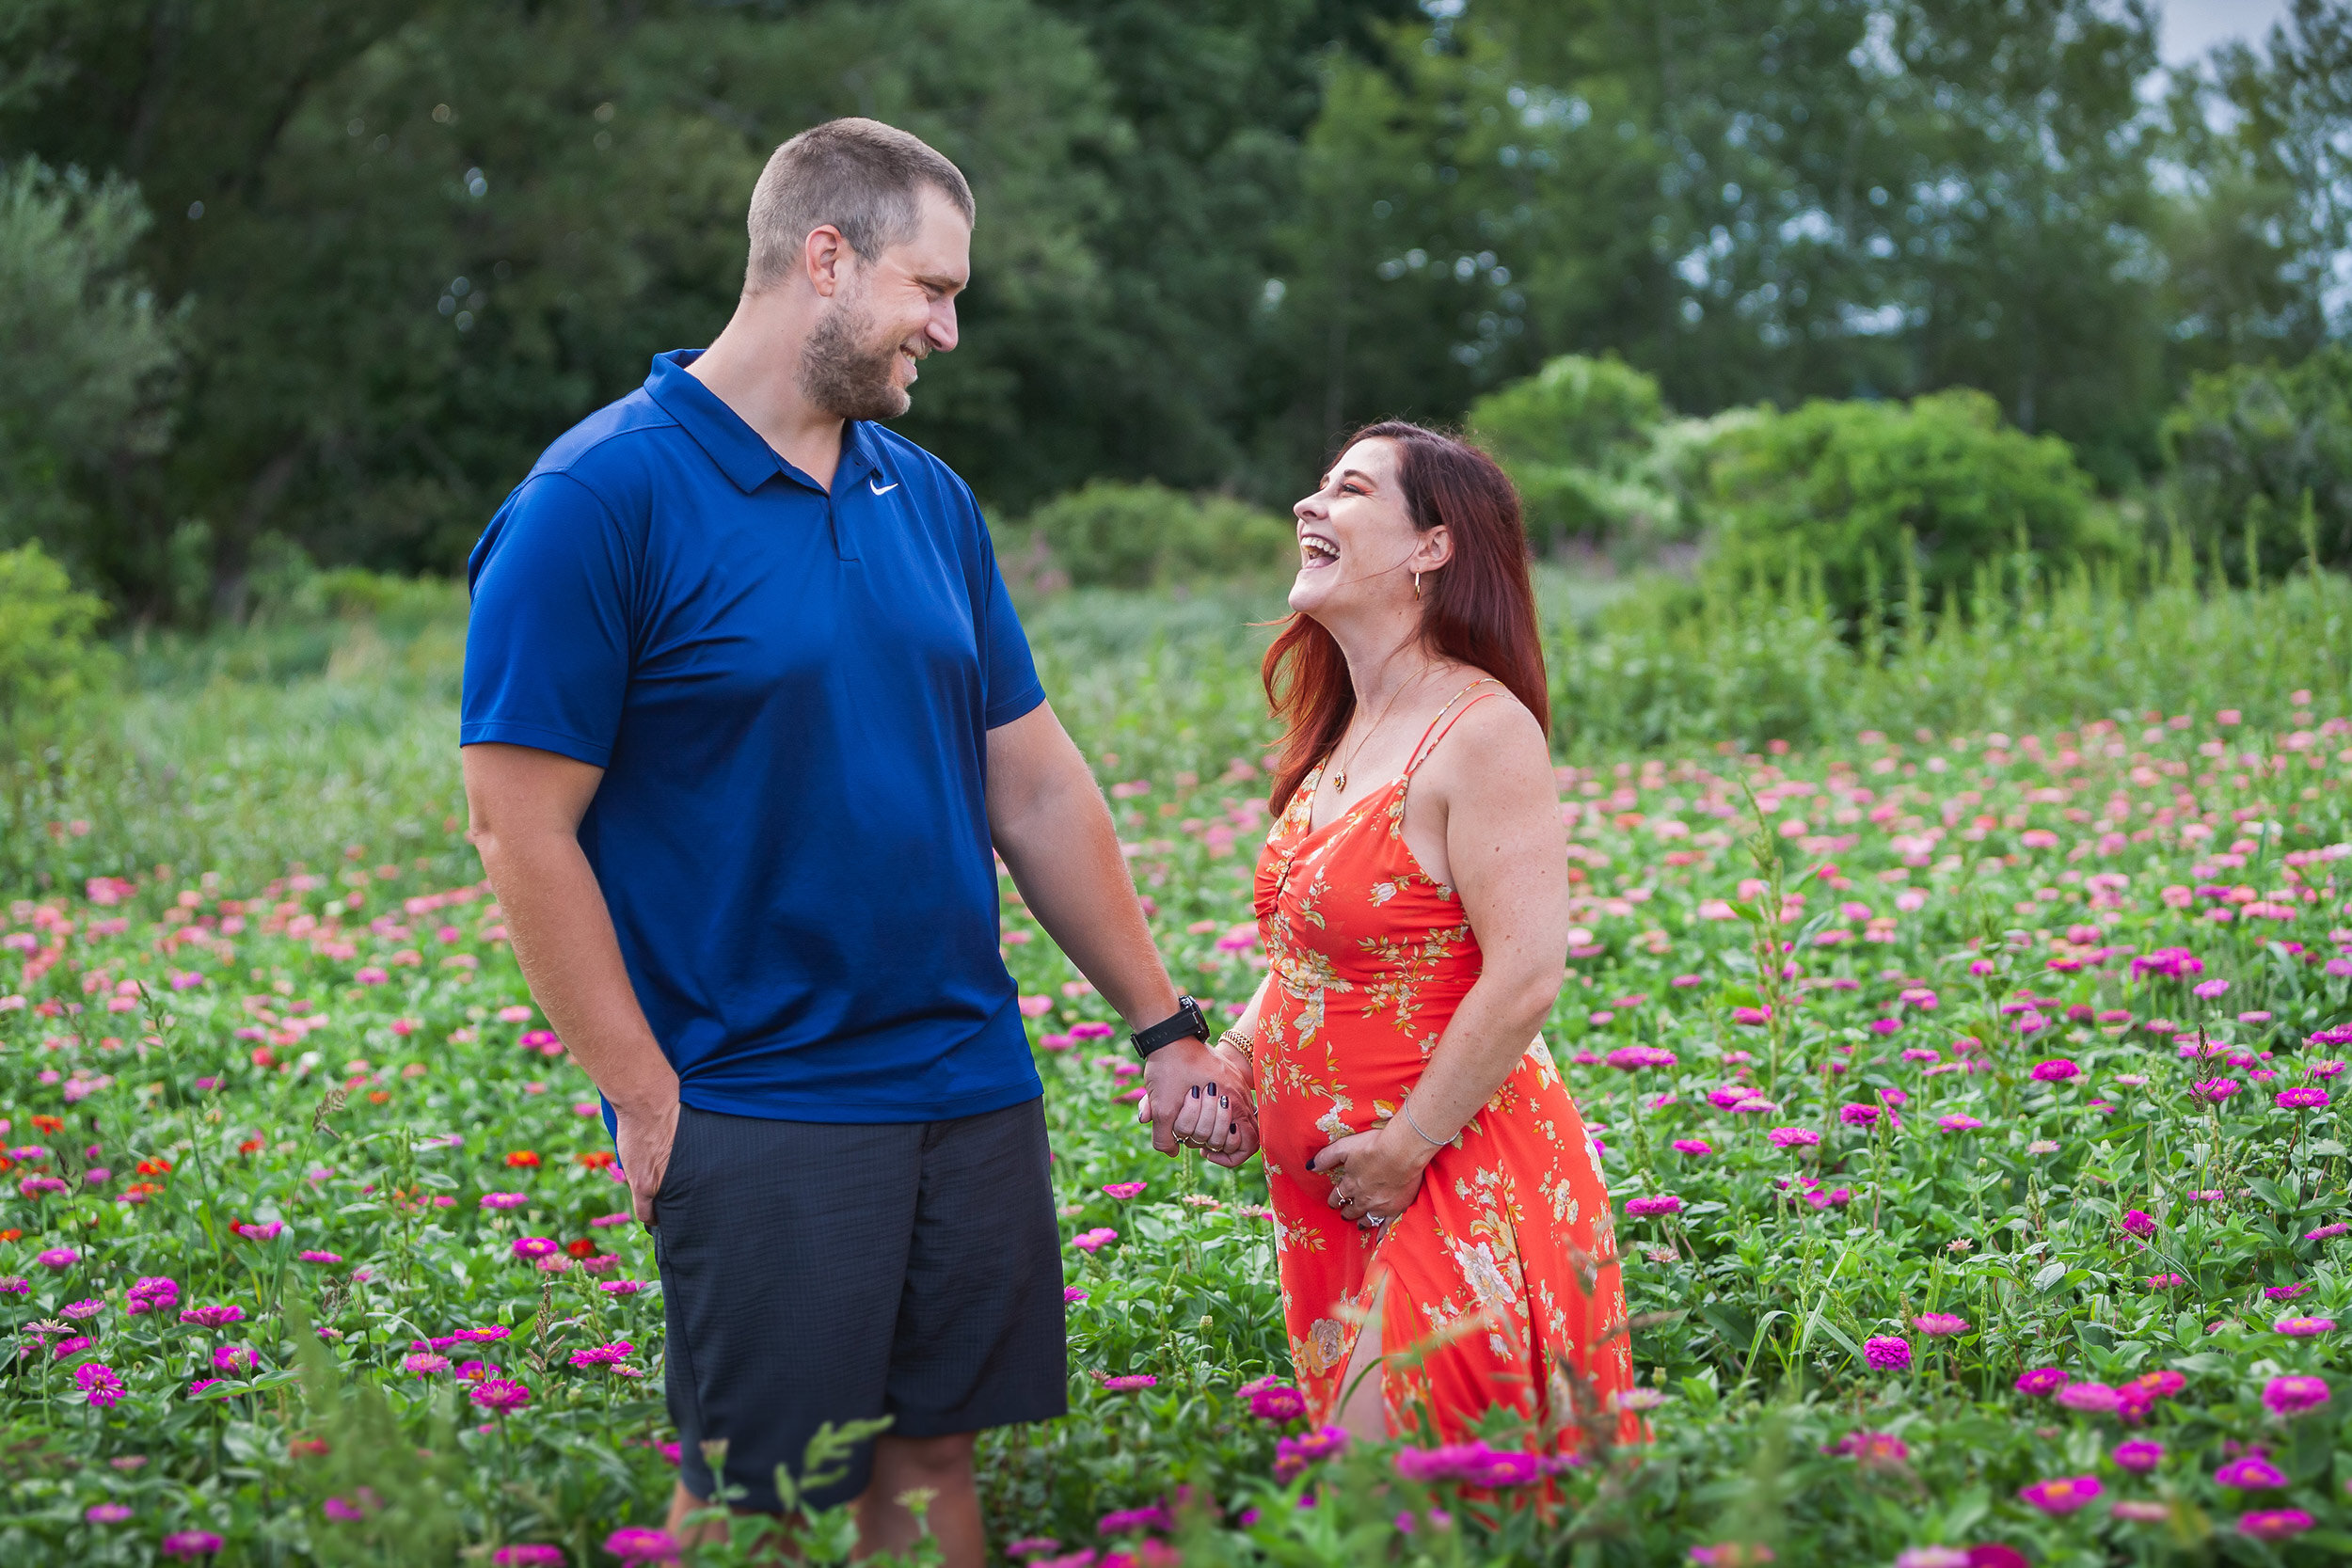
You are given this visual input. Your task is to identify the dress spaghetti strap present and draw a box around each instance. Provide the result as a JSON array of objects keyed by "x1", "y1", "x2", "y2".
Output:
[{"x1": 1403, "y1": 677, "x2": 1502, "y2": 780}]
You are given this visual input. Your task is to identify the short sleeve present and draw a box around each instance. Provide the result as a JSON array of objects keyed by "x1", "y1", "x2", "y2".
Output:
[
  {"x1": 461, "y1": 473, "x2": 636, "y2": 767},
  {"x1": 976, "y1": 526, "x2": 1044, "y2": 730}
]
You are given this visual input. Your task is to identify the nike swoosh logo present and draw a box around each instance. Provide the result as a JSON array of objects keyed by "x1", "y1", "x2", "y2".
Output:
[{"x1": 869, "y1": 479, "x2": 899, "y2": 496}]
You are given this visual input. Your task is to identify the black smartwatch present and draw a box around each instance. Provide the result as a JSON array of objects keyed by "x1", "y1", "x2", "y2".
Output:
[{"x1": 1130, "y1": 995, "x2": 1211, "y2": 1060}]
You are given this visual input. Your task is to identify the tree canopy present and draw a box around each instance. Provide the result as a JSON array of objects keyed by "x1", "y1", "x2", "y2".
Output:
[{"x1": 0, "y1": 0, "x2": 2345, "y2": 614}]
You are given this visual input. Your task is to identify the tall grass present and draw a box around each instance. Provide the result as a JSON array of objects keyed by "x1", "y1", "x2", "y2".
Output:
[{"x1": 2, "y1": 548, "x2": 2345, "y2": 895}]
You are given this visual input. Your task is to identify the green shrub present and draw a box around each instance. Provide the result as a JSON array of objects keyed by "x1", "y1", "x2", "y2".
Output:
[
  {"x1": 1467, "y1": 354, "x2": 1708, "y2": 556},
  {"x1": 0, "y1": 542, "x2": 114, "y2": 736},
  {"x1": 1707, "y1": 388, "x2": 2098, "y2": 626},
  {"x1": 2160, "y1": 344, "x2": 2352, "y2": 580},
  {"x1": 1020, "y1": 480, "x2": 1294, "y2": 590}
]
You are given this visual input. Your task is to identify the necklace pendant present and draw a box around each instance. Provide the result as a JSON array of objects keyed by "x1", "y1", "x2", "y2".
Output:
[{"x1": 1331, "y1": 770, "x2": 1345, "y2": 791}]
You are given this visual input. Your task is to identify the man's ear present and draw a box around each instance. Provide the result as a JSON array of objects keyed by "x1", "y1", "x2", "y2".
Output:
[{"x1": 804, "y1": 224, "x2": 849, "y2": 297}]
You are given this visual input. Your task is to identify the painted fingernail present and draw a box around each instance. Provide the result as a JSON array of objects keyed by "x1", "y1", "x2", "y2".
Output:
[{"x1": 1190, "y1": 1085, "x2": 1200, "y2": 1098}]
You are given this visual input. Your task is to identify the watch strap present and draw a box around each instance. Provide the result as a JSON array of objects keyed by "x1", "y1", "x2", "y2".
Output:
[{"x1": 1131, "y1": 995, "x2": 1209, "y2": 1058}]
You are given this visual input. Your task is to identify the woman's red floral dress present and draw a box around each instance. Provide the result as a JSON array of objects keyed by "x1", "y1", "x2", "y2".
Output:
[{"x1": 1250, "y1": 687, "x2": 1642, "y2": 1449}]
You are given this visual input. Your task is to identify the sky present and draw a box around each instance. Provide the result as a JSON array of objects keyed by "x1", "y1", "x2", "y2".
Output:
[{"x1": 2158, "y1": 0, "x2": 2294, "y2": 67}]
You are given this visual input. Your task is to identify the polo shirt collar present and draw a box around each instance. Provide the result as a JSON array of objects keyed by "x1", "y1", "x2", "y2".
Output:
[{"x1": 644, "y1": 349, "x2": 881, "y2": 495}]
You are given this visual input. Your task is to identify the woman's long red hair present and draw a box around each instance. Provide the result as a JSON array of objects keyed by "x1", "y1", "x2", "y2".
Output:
[{"x1": 1263, "y1": 421, "x2": 1549, "y2": 814}]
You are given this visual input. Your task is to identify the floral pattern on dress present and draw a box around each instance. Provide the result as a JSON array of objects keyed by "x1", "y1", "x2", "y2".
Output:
[{"x1": 1251, "y1": 688, "x2": 1642, "y2": 1451}]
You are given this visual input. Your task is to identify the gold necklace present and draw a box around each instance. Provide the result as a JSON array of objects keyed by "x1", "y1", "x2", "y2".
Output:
[{"x1": 1329, "y1": 667, "x2": 1430, "y2": 793}]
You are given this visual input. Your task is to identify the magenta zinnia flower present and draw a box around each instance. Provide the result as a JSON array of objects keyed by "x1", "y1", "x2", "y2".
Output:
[
  {"x1": 36, "y1": 1246, "x2": 77, "y2": 1269},
  {"x1": 468, "y1": 1377, "x2": 532, "y2": 1413},
  {"x1": 568, "y1": 1339, "x2": 634, "y2": 1369},
  {"x1": 1248, "y1": 1384, "x2": 1307, "y2": 1422},
  {"x1": 1625, "y1": 1195, "x2": 1683, "y2": 1217},
  {"x1": 1837, "y1": 1103, "x2": 1881, "y2": 1128},
  {"x1": 179, "y1": 1305, "x2": 245, "y2": 1328},
  {"x1": 2215, "y1": 1455, "x2": 2289, "y2": 1489},
  {"x1": 1101, "y1": 1180, "x2": 1147, "y2": 1199},
  {"x1": 2263, "y1": 1374, "x2": 2329, "y2": 1416},
  {"x1": 493, "y1": 1549, "x2": 566, "y2": 1566},
  {"x1": 74, "y1": 1362, "x2": 126, "y2": 1408},
  {"x1": 2192, "y1": 1078, "x2": 2242, "y2": 1102},
  {"x1": 1936, "y1": 1113, "x2": 1982, "y2": 1132},
  {"x1": 2112, "y1": 1439, "x2": 2163, "y2": 1473},
  {"x1": 2121, "y1": 1210, "x2": 2157, "y2": 1239},
  {"x1": 1863, "y1": 1336, "x2": 1911, "y2": 1370},
  {"x1": 1767, "y1": 1127, "x2": 1820, "y2": 1148},
  {"x1": 2238, "y1": 1510, "x2": 2315, "y2": 1541},
  {"x1": 2018, "y1": 1475, "x2": 2102, "y2": 1513},
  {"x1": 1101, "y1": 1374, "x2": 1157, "y2": 1392},
  {"x1": 86, "y1": 1502, "x2": 134, "y2": 1523},
  {"x1": 160, "y1": 1532, "x2": 225, "y2": 1557},
  {"x1": 1911, "y1": 1313, "x2": 1969, "y2": 1337},
  {"x1": 602, "y1": 1527, "x2": 680, "y2": 1563},
  {"x1": 2275, "y1": 1316, "x2": 2336, "y2": 1337},
  {"x1": 404, "y1": 1354, "x2": 450, "y2": 1375},
  {"x1": 2015, "y1": 1367, "x2": 2068, "y2": 1397},
  {"x1": 2028, "y1": 1058, "x2": 2080, "y2": 1082},
  {"x1": 509, "y1": 1236, "x2": 559, "y2": 1259},
  {"x1": 1671, "y1": 1138, "x2": 1713, "y2": 1156},
  {"x1": 2277, "y1": 1087, "x2": 2329, "y2": 1110}
]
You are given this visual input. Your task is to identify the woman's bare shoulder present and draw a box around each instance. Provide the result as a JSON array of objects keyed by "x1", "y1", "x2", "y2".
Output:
[{"x1": 1420, "y1": 680, "x2": 1555, "y2": 804}]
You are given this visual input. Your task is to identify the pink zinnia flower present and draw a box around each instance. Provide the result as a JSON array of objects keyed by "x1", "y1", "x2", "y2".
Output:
[
  {"x1": 2263, "y1": 1375, "x2": 2329, "y2": 1417},
  {"x1": 179, "y1": 1305, "x2": 245, "y2": 1328},
  {"x1": 479, "y1": 1193, "x2": 528, "y2": 1211},
  {"x1": 2017, "y1": 1475, "x2": 2102, "y2": 1513},
  {"x1": 1863, "y1": 1336, "x2": 1911, "y2": 1370},
  {"x1": 1101, "y1": 1374, "x2": 1157, "y2": 1392},
  {"x1": 509, "y1": 1236, "x2": 559, "y2": 1259},
  {"x1": 1671, "y1": 1138, "x2": 1713, "y2": 1156},
  {"x1": 603, "y1": 1528, "x2": 680, "y2": 1563},
  {"x1": 469, "y1": 1377, "x2": 532, "y2": 1413},
  {"x1": 1101, "y1": 1181, "x2": 1147, "y2": 1200},
  {"x1": 567, "y1": 1339, "x2": 633, "y2": 1369},
  {"x1": 2275, "y1": 1316, "x2": 2336, "y2": 1337},
  {"x1": 74, "y1": 1362, "x2": 126, "y2": 1408},
  {"x1": 2028, "y1": 1058, "x2": 2080, "y2": 1082},
  {"x1": 494, "y1": 1549, "x2": 566, "y2": 1566},
  {"x1": 1248, "y1": 1385, "x2": 1307, "y2": 1422},
  {"x1": 2216, "y1": 1455, "x2": 2289, "y2": 1489},
  {"x1": 1072, "y1": 1227, "x2": 1118, "y2": 1253},
  {"x1": 1767, "y1": 1127, "x2": 1820, "y2": 1148},
  {"x1": 404, "y1": 1354, "x2": 450, "y2": 1375},
  {"x1": 2277, "y1": 1087, "x2": 2329, "y2": 1110},
  {"x1": 2192, "y1": 1078, "x2": 2242, "y2": 1102},
  {"x1": 36, "y1": 1247, "x2": 76, "y2": 1269},
  {"x1": 2112, "y1": 1439, "x2": 2163, "y2": 1473},
  {"x1": 160, "y1": 1530, "x2": 225, "y2": 1557},
  {"x1": 1837, "y1": 1103, "x2": 1881, "y2": 1128},
  {"x1": 2238, "y1": 1510, "x2": 2315, "y2": 1541},
  {"x1": 1937, "y1": 1114, "x2": 1982, "y2": 1132},
  {"x1": 2303, "y1": 1222, "x2": 2348, "y2": 1241},
  {"x1": 2121, "y1": 1210, "x2": 2157, "y2": 1239},
  {"x1": 297, "y1": 1250, "x2": 342, "y2": 1265},
  {"x1": 2015, "y1": 1367, "x2": 2068, "y2": 1397},
  {"x1": 86, "y1": 1503, "x2": 133, "y2": 1524},
  {"x1": 1625, "y1": 1195, "x2": 1683, "y2": 1217},
  {"x1": 2056, "y1": 1382, "x2": 2120, "y2": 1414},
  {"x1": 1911, "y1": 1313, "x2": 1969, "y2": 1337}
]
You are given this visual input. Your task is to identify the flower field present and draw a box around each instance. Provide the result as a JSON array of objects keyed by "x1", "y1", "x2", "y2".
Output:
[{"x1": 8, "y1": 655, "x2": 2352, "y2": 1563}]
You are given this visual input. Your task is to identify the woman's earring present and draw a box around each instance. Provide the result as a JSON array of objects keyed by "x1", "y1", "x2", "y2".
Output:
[{"x1": 1413, "y1": 571, "x2": 1422, "y2": 599}]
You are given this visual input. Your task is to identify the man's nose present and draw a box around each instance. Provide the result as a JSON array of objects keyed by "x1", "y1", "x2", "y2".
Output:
[{"x1": 929, "y1": 300, "x2": 959, "y2": 354}]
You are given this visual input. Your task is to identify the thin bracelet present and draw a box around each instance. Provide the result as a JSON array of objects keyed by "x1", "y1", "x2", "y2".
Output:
[{"x1": 1401, "y1": 1095, "x2": 1448, "y2": 1147}]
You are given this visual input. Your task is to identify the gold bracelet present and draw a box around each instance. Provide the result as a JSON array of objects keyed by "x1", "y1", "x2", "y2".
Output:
[{"x1": 1217, "y1": 1027, "x2": 1256, "y2": 1063}]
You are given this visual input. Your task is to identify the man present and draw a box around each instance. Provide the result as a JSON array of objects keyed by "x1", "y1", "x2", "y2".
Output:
[{"x1": 460, "y1": 119, "x2": 1254, "y2": 1564}]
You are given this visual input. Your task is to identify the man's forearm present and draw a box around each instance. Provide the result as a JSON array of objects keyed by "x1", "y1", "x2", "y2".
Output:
[
  {"x1": 478, "y1": 832, "x2": 677, "y2": 1114},
  {"x1": 994, "y1": 768, "x2": 1179, "y2": 1031}
]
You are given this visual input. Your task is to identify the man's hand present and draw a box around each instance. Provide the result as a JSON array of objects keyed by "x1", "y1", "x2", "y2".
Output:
[
  {"x1": 614, "y1": 1098, "x2": 682, "y2": 1227},
  {"x1": 1136, "y1": 1037, "x2": 1250, "y2": 1156}
]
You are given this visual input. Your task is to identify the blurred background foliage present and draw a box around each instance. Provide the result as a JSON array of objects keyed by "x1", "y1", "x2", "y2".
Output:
[{"x1": 0, "y1": 0, "x2": 2349, "y2": 699}]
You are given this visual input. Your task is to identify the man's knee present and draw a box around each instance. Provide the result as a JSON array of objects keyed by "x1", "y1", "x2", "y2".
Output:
[{"x1": 872, "y1": 1431, "x2": 976, "y2": 1481}]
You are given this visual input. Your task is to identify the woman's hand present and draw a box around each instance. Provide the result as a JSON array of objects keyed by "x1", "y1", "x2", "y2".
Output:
[
  {"x1": 1311, "y1": 1121, "x2": 1436, "y2": 1230},
  {"x1": 1167, "y1": 1073, "x2": 1262, "y2": 1168}
]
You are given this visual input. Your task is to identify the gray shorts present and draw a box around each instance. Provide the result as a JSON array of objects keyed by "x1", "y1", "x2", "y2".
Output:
[{"x1": 652, "y1": 1098, "x2": 1068, "y2": 1510}]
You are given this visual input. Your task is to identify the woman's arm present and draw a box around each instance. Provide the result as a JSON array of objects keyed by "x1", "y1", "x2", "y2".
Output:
[
  {"x1": 1167, "y1": 971, "x2": 1273, "y2": 1165},
  {"x1": 1315, "y1": 699, "x2": 1567, "y2": 1223}
]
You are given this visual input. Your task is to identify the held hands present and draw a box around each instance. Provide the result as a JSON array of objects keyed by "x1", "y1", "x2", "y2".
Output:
[
  {"x1": 1137, "y1": 1036, "x2": 1263, "y2": 1167},
  {"x1": 1311, "y1": 1120, "x2": 1437, "y2": 1232}
]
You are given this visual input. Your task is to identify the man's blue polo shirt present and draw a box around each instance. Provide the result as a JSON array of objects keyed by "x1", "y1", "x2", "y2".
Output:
[{"x1": 461, "y1": 349, "x2": 1046, "y2": 1123}]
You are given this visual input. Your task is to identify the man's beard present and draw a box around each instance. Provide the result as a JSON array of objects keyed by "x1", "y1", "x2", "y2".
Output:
[{"x1": 799, "y1": 297, "x2": 912, "y2": 421}]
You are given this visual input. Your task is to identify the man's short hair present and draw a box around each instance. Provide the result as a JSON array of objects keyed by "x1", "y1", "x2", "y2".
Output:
[{"x1": 745, "y1": 118, "x2": 974, "y2": 293}]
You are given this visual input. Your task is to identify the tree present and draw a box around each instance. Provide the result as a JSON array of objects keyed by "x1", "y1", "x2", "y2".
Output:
[{"x1": 0, "y1": 157, "x2": 177, "y2": 580}]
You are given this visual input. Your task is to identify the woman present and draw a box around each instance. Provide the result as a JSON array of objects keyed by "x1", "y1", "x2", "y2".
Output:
[{"x1": 1170, "y1": 421, "x2": 1640, "y2": 1451}]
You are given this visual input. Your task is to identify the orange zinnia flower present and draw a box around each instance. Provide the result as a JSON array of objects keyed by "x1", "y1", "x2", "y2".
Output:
[{"x1": 504, "y1": 1150, "x2": 540, "y2": 1168}]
